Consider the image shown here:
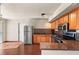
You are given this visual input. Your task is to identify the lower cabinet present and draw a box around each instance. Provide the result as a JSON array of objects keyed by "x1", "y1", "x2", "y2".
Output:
[{"x1": 33, "y1": 34, "x2": 51, "y2": 44}]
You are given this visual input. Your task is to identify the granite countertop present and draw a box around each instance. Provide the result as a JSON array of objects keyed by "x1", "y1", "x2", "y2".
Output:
[{"x1": 40, "y1": 40, "x2": 79, "y2": 50}]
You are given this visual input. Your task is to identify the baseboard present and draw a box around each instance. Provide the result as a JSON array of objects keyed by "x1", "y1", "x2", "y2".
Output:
[
  {"x1": 4, "y1": 41, "x2": 19, "y2": 42},
  {"x1": 24, "y1": 43, "x2": 40, "y2": 45}
]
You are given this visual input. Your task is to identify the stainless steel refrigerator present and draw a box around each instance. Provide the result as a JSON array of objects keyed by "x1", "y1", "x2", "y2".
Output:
[{"x1": 24, "y1": 26, "x2": 32, "y2": 44}]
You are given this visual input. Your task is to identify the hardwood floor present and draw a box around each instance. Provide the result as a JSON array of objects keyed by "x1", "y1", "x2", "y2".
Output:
[
  {"x1": 0, "y1": 43, "x2": 41, "y2": 55},
  {"x1": 23, "y1": 44, "x2": 41, "y2": 55}
]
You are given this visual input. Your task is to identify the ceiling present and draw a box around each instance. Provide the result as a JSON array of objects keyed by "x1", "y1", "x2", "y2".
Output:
[{"x1": 1, "y1": 3, "x2": 61, "y2": 20}]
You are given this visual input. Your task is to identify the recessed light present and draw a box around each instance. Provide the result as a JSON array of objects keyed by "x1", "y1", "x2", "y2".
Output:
[{"x1": 41, "y1": 13, "x2": 46, "y2": 16}]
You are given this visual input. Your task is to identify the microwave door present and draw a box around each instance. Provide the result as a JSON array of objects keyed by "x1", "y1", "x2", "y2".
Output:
[{"x1": 63, "y1": 23, "x2": 67, "y2": 32}]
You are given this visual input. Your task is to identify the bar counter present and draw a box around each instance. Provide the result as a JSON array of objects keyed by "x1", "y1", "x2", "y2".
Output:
[{"x1": 40, "y1": 40, "x2": 79, "y2": 50}]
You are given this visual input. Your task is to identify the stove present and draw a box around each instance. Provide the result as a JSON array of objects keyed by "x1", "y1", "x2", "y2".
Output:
[{"x1": 63, "y1": 32, "x2": 76, "y2": 40}]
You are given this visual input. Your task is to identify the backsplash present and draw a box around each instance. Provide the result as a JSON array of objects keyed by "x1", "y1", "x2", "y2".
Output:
[{"x1": 33, "y1": 28, "x2": 52, "y2": 34}]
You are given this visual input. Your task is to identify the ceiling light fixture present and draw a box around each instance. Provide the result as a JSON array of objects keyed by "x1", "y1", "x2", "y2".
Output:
[{"x1": 41, "y1": 13, "x2": 46, "y2": 16}]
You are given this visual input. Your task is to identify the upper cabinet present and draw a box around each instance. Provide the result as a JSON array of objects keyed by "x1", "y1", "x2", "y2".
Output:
[
  {"x1": 63, "y1": 14, "x2": 69, "y2": 23},
  {"x1": 51, "y1": 20, "x2": 58, "y2": 30},
  {"x1": 58, "y1": 17, "x2": 64, "y2": 25},
  {"x1": 60, "y1": 17, "x2": 64, "y2": 24},
  {"x1": 51, "y1": 21, "x2": 56, "y2": 29},
  {"x1": 50, "y1": 7, "x2": 79, "y2": 30},
  {"x1": 69, "y1": 9, "x2": 77, "y2": 30},
  {"x1": 77, "y1": 8, "x2": 79, "y2": 29},
  {"x1": 55, "y1": 20, "x2": 58, "y2": 29}
]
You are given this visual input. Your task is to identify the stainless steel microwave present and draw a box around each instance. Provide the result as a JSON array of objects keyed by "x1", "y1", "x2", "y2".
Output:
[{"x1": 58, "y1": 23, "x2": 68, "y2": 32}]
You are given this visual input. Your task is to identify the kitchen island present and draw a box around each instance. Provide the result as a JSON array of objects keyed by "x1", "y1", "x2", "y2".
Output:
[{"x1": 40, "y1": 40, "x2": 79, "y2": 55}]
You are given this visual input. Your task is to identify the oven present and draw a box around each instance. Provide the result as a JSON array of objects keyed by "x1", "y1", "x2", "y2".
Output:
[{"x1": 63, "y1": 32, "x2": 76, "y2": 40}]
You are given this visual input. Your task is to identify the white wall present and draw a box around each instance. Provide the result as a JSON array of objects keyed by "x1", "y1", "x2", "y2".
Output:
[
  {"x1": 0, "y1": 20, "x2": 3, "y2": 43},
  {"x1": 0, "y1": 4, "x2": 2, "y2": 17},
  {"x1": 17, "y1": 18, "x2": 51, "y2": 29},
  {"x1": 2, "y1": 19, "x2": 6, "y2": 42},
  {"x1": 6, "y1": 20, "x2": 18, "y2": 41},
  {"x1": 32, "y1": 19, "x2": 51, "y2": 28},
  {"x1": 0, "y1": 18, "x2": 6, "y2": 42},
  {"x1": 0, "y1": 5, "x2": 1, "y2": 14}
]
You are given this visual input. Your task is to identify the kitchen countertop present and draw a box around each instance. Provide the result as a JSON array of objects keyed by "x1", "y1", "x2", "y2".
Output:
[{"x1": 40, "y1": 40, "x2": 79, "y2": 50}]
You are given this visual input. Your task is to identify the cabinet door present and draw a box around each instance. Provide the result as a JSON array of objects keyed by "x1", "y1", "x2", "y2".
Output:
[
  {"x1": 33, "y1": 35, "x2": 38, "y2": 43},
  {"x1": 55, "y1": 20, "x2": 58, "y2": 29},
  {"x1": 63, "y1": 14, "x2": 69, "y2": 23},
  {"x1": 33, "y1": 35, "x2": 41, "y2": 44},
  {"x1": 69, "y1": 10, "x2": 77, "y2": 30},
  {"x1": 58, "y1": 18, "x2": 60, "y2": 25},
  {"x1": 37, "y1": 35, "x2": 41, "y2": 43},
  {"x1": 46, "y1": 35, "x2": 51, "y2": 42},
  {"x1": 40, "y1": 35, "x2": 46, "y2": 42},
  {"x1": 51, "y1": 21, "x2": 56, "y2": 29},
  {"x1": 77, "y1": 8, "x2": 79, "y2": 29},
  {"x1": 33, "y1": 34, "x2": 52, "y2": 44},
  {"x1": 57, "y1": 18, "x2": 60, "y2": 25},
  {"x1": 33, "y1": 35, "x2": 36, "y2": 43},
  {"x1": 59, "y1": 17, "x2": 64, "y2": 24}
]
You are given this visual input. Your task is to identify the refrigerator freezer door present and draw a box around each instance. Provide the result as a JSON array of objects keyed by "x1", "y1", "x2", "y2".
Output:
[
  {"x1": 28, "y1": 32, "x2": 32, "y2": 44},
  {"x1": 24, "y1": 26, "x2": 32, "y2": 32},
  {"x1": 24, "y1": 26, "x2": 28, "y2": 32},
  {"x1": 24, "y1": 32, "x2": 32, "y2": 44},
  {"x1": 28, "y1": 26, "x2": 32, "y2": 32}
]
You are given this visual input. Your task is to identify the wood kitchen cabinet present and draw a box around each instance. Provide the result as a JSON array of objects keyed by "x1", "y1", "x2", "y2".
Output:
[
  {"x1": 59, "y1": 17, "x2": 64, "y2": 25},
  {"x1": 33, "y1": 34, "x2": 51, "y2": 44},
  {"x1": 40, "y1": 35, "x2": 46, "y2": 42},
  {"x1": 55, "y1": 20, "x2": 58, "y2": 29},
  {"x1": 46, "y1": 35, "x2": 51, "y2": 42},
  {"x1": 63, "y1": 14, "x2": 69, "y2": 23},
  {"x1": 51, "y1": 20, "x2": 58, "y2": 30},
  {"x1": 33, "y1": 35, "x2": 37, "y2": 43},
  {"x1": 61, "y1": 17, "x2": 64, "y2": 24},
  {"x1": 50, "y1": 7, "x2": 79, "y2": 30},
  {"x1": 69, "y1": 9, "x2": 77, "y2": 30},
  {"x1": 76, "y1": 8, "x2": 79, "y2": 29},
  {"x1": 33, "y1": 35, "x2": 40, "y2": 43},
  {"x1": 51, "y1": 21, "x2": 56, "y2": 29}
]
